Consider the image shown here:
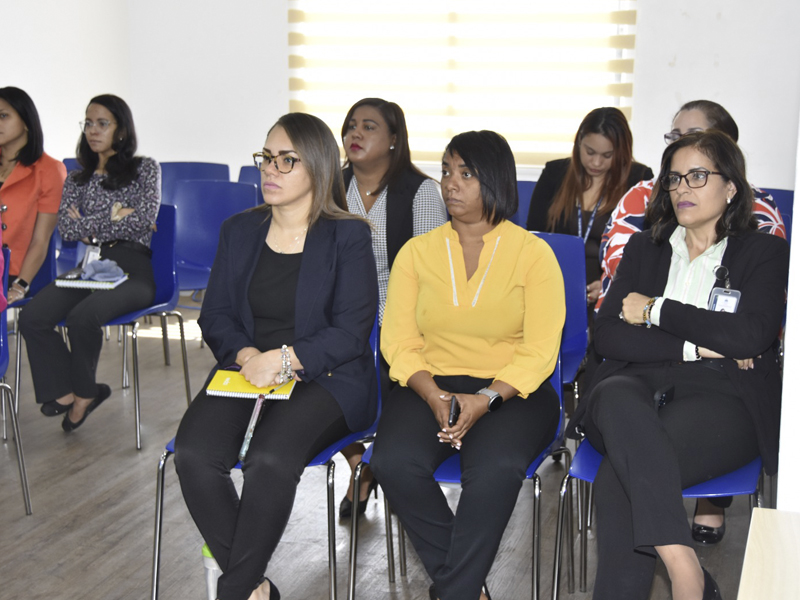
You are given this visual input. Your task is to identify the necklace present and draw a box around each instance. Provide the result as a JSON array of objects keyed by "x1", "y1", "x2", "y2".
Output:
[
  {"x1": 355, "y1": 177, "x2": 377, "y2": 197},
  {"x1": 269, "y1": 227, "x2": 307, "y2": 254}
]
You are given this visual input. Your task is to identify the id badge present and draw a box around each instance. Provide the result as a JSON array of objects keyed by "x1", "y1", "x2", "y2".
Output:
[
  {"x1": 82, "y1": 245, "x2": 102, "y2": 268},
  {"x1": 708, "y1": 287, "x2": 741, "y2": 313}
]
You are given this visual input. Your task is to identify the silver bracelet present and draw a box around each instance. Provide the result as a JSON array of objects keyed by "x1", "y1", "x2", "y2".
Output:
[{"x1": 280, "y1": 345, "x2": 293, "y2": 384}]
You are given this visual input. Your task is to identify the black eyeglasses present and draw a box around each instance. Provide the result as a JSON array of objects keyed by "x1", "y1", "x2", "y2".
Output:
[
  {"x1": 253, "y1": 151, "x2": 301, "y2": 174},
  {"x1": 661, "y1": 169, "x2": 724, "y2": 191}
]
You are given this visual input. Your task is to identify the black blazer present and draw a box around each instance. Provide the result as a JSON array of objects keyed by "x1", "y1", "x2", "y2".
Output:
[
  {"x1": 342, "y1": 165, "x2": 428, "y2": 269},
  {"x1": 525, "y1": 157, "x2": 654, "y2": 232},
  {"x1": 569, "y1": 225, "x2": 789, "y2": 474},
  {"x1": 199, "y1": 210, "x2": 379, "y2": 432}
]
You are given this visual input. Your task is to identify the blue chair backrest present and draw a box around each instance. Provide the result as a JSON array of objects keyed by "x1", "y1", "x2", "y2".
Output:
[
  {"x1": 763, "y1": 187, "x2": 793, "y2": 244},
  {"x1": 151, "y1": 204, "x2": 179, "y2": 308},
  {"x1": 532, "y1": 232, "x2": 588, "y2": 385},
  {"x1": 62, "y1": 158, "x2": 81, "y2": 173},
  {"x1": 28, "y1": 233, "x2": 58, "y2": 296},
  {"x1": 172, "y1": 180, "x2": 260, "y2": 283},
  {"x1": 512, "y1": 180, "x2": 536, "y2": 228},
  {"x1": 238, "y1": 165, "x2": 263, "y2": 205},
  {"x1": 53, "y1": 229, "x2": 87, "y2": 276},
  {"x1": 0, "y1": 248, "x2": 9, "y2": 377},
  {"x1": 160, "y1": 162, "x2": 230, "y2": 205}
]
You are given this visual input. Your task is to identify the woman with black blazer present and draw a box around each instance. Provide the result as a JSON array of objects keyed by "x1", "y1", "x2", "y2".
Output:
[
  {"x1": 526, "y1": 107, "x2": 653, "y2": 306},
  {"x1": 568, "y1": 130, "x2": 789, "y2": 600},
  {"x1": 174, "y1": 113, "x2": 378, "y2": 600},
  {"x1": 338, "y1": 97, "x2": 446, "y2": 517}
]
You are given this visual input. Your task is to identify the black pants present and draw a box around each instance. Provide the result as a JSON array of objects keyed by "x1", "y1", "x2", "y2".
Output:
[
  {"x1": 19, "y1": 244, "x2": 155, "y2": 403},
  {"x1": 370, "y1": 375, "x2": 560, "y2": 600},
  {"x1": 174, "y1": 379, "x2": 350, "y2": 600},
  {"x1": 582, "y1": 362, "x2": 759, "y2": 600}
]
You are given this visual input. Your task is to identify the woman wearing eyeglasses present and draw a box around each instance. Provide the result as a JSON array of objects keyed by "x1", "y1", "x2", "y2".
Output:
[
  {"x1": 174, "y1": 113, "x2": 378, "y2": 600},
  {"x1": 19, "y1": 94, "x2": 160, "y2": 429},
  {"x1": 568, "y1": 130, "x2": 788, "y2": 600},
  {"x1": 338, "y1": 97, "x2": 446, "y2": 518},
  {"x1": 0, "y1": 86, "x2": 67, "y2": 307},
  {"x1": 526, "y1": 107, "x2": 653, "y2": 307},
  {"x1": 596, "y1": 100, "x2": 786, "y2": 543}
]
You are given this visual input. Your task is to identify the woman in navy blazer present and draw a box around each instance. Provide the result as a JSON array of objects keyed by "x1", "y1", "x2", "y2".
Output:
[
  {"x1": 568, "y1": 131, "x2": 789, "y2": 600},
  {"x1": 175, "y1": 113, "x2": 378, "y2": 600}
]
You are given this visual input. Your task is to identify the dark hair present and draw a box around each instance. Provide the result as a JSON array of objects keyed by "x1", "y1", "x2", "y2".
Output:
[
  {"x1": 547, "y1": 107, "x2": 634, "y2": 230},
  {"x1": 255, "y1": 112, "x2": 361, "y2": 227},
  {"x1": 341, "y1": 98, "x2": 428, "y2": 195},
  {"x1": 73, "y1": 94, "x2": 141, "y2": 189},
  {"x1": 443, "y1": 130, "x2": 518, "y2": 226},
  {"x1": 0, "y1": 87, "x2": 44, "y2": 166},
  {"x1": 675, "y1": 100, "x2": 739, "y2": 142},
  {"x1": 647, "y1": 130, "x2": 756, "y2": 243}
]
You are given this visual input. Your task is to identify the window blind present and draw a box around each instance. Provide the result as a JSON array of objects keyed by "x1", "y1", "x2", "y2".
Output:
[{"x1": 288, "y1": 1, "x2": 637, "y2": 166}]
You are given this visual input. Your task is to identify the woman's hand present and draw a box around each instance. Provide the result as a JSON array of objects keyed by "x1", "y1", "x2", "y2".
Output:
[
  {"x1": 6, "y1": 283, "x2": 25, "y2": 305},
  {"x1": 586, "y1": 280, "x2": 602, "y2": 305},
  {"x1": 735, "y1": 358, "x2": 755, "y2": 370},
  {"x1": 239, "y1": 349, "x2": 283, "y2": 388},
  {"x1": 437, "y1": 393, "x2": 489, "y2": 448},
  {"x1": 66, "y1": 205, "x2": 82, "y2": 220},
  {"x1": 697, "y1": 346, "x2": 725, "y2": 359},
  {"x1": 424, "y1": 389, "x2": 455, "y2": 432},
  {"x1": 620, "y1": 292, "x2": 651, "y2": 325}
]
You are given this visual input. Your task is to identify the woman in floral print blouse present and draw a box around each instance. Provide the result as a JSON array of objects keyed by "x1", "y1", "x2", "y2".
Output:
[{"x1": 19, "y1": 94, "x2": 160, "y2": 432}]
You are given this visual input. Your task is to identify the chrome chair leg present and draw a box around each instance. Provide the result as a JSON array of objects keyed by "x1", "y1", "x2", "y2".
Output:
[
  {"x1": 551, "y1": 472, "x2": 572, "y2": 600},
  {"x1": 160, "y1": 313, "x2": 170, "y2": 366},
  {"x1": 532, "y1": 473, "x2": 541, "y2": 600},
  {"x1": 169, "y1": 311, "x2": 192, "y2": 405},
  {"x1": 121, "y1": 325, "x2": 129, "y2": 389},
  {"x1": 398, "y1": 517, "x2": 407, "y2": 576},
  {"x1": 131, "y1": 322, "x2": 142, "y2": 450},
  {"x1": 326, "y1": 461, "x2": 338, "y2": 600},
  {"x1": 2, "y1": 383, "x2": 32, "y2": 515},
  {"x1": 348, "y1": 461, "x2": 366, "y2": 600},
  {"x1": 152, "y1": 449, "x2": 173, "y2": 600},
  {"x1": 383, "y1": 495, "x2": 396, "y2": 583}
]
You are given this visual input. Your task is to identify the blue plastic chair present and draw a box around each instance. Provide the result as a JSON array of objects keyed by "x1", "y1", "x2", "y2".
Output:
[
  {"x1": 10, "y1": 232, "x2": 59, "y2": 406},
  {"x1": 0, "y1": 247, "x2": 32, "y2": 514},
  {"x1": 53, "y1": 229, "x2": 87, "y2": 277},
  {"x1": 62, "y1": 158, "x2": 81, "y2": 173},
  {"x1": 151, "y1": 317, "x2": 383, "y2": 600},
  {"x1": 48, "y1": 206, "x2": 190, "y2": 449},
  {"x1": 532, "y1": 232, "x2": 589, "y2": 402},
  {"x1": 159, "y1": 162, "x2": 230, "y2": 206},
  {"x1": 347, "y1": 355, "x2": 570, "y2": 600},
  {"x1": 511, "y1": 180, "x2": 537, "y2": 228},
  {"x1": 763, "y1": 187, "x2": 793, "y2": 244},
  {"x1": 238, "y1": 165, "x2": 264, "y2": 204},
  {"x1": 551, "y1": 440, "x2": 763, "y2": 598},
  {"x1": 171, "y1": 180, "x2": 260, "y2": 294}
]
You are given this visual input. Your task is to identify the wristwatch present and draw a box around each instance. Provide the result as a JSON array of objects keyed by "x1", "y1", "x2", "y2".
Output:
[{"x1": 476, "y1": 388, "x2": 503, "y2": 412}]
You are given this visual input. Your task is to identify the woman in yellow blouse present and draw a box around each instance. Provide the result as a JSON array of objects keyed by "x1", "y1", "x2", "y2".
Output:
[{"x1": 370, "y1": 130, "x2": 565, "y2": 600}]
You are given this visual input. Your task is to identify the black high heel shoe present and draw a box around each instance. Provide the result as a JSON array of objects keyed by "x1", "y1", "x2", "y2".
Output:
[
  {"x1": 692, "y1": 501, "x2": 726, "y2": 544},
  {"x1": 702, "y1": 567, "x2": 723, "y2": 600},
  {"x1": 62, "y1": 384, "x2": 111, "y2": 432},
  {"x1": 339, "y1": 477, "x2": 378, "y2": 519},
  {"x1": 252, "y1": 576, "x2": 280, "y2": 600}
]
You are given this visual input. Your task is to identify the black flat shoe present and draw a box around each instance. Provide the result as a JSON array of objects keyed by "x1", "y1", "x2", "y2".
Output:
[
  {"x1": 41, "y1": 400, "x2": 72, "y2": 417},
  {"x1": 62, "y1": 384, "x2": 111, "y2": 432},
  {"x1": 692, "y1": 503, "x2": 726, "y2": 545},
  {"x1": 702, "y1": 567, "x2": 723, "y2": 600}
]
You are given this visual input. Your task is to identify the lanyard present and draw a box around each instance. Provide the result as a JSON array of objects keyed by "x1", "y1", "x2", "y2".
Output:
[
  {"x1": 576, "y1": 199, "x2": 601, "y2": 244},
  {"x1": 445, "y1": 236, "x2": 501, "y2": 307}
]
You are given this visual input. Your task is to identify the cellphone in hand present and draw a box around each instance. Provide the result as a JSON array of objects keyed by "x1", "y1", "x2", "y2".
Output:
[{"x1": 448, "y1": 395, "x2": 461, "y2": 427}]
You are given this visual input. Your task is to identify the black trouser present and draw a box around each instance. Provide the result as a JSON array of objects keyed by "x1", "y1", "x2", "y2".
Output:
[
  {"x1": 582, "y1": 362, "x2": 759, "y2": 600},
  {"x1": 370, "y1": 375, "x2": 560, "y2": 600},
  {"x1": 19, "y1": 244, "x2": 155, "y2": 403},
  {"x1": 174, "y1": 379, "x2": 350, "y2": 600}
]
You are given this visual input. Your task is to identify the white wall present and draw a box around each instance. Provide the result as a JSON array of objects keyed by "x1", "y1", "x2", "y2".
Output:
[{"x1": 632, "y1": 1, "x2": 800, "y2": 190}]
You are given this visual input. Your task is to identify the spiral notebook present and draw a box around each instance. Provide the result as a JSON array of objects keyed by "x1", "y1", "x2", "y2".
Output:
[
  {"x1": 205, "y1": 370, "x2": 296, "y2": 400},
  {"x1": 55, "y1": 271, "x2": 129, "y2": 290}
]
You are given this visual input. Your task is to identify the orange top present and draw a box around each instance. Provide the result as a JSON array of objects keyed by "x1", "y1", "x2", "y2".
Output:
[{"x1": 0, "y1": 151, "x2": 66, "y2": 275}]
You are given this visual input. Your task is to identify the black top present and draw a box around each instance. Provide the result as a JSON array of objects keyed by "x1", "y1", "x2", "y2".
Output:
[
  {"x1": 525, "y1": 157, "x2": 654, "y2": 283},
  {"x1": 247, "y1": 242, "x2": 303, "y2": 352}
]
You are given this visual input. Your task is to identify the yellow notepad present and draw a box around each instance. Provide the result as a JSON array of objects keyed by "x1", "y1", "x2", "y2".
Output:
[{"x1": 205, "y1": 370, "x2": 296, "y2": 399}]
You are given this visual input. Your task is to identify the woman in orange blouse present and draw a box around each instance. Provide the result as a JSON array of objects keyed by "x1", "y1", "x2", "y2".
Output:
[{"x1": 0, "y1": 87, "x2": 65, "y2": 305}]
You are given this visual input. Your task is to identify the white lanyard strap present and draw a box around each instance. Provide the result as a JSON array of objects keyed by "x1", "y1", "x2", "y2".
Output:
[
  {"x1": 446, "y1": 236, "x2": 501, "y2": 307},
  {"x1": 445, "y1": 238, "x2": 459, "y2": 306}
]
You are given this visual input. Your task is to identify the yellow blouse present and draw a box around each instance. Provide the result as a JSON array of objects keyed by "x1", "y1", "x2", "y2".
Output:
[{"x1": 381, "y1": 219, "x2": 565, "y2": 396}]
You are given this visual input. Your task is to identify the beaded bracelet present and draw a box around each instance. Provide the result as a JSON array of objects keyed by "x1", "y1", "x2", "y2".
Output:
[
  {"x1": 280, "y1": 345, "x2": 293, "y2": 383},
  {"x1": 643, "y1": 296, "x2": 659, "y2": 328}
]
